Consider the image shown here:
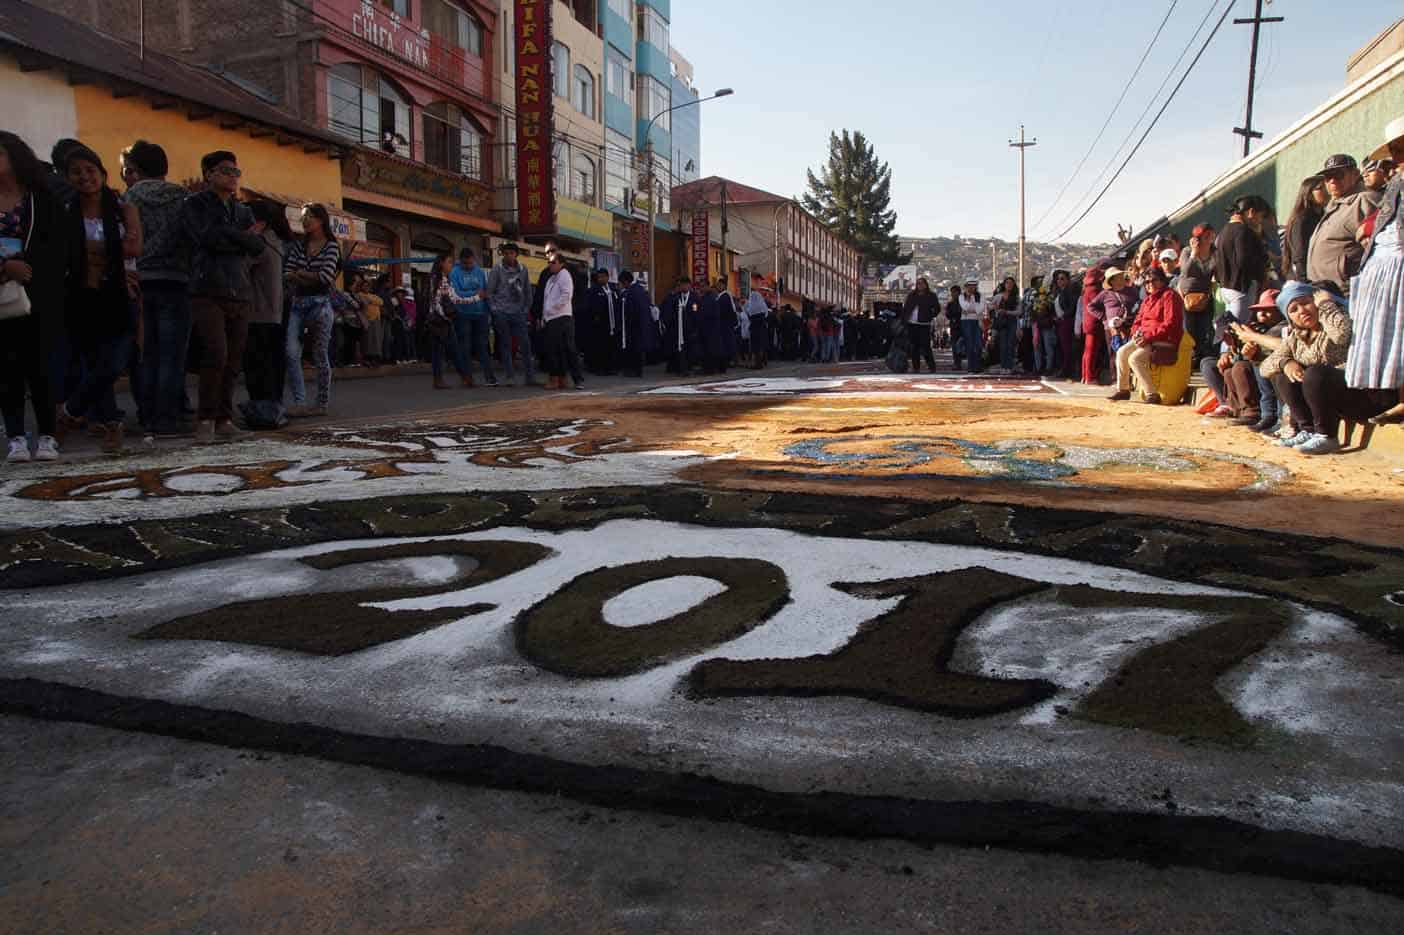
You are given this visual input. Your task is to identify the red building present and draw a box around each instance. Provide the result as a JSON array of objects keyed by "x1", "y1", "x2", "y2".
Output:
[{"x1": 45, "y1": 0, "x2": 502, "y2": 292}]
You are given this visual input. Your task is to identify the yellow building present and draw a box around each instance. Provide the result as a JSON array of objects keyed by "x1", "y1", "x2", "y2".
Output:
[{"x1": 0, "y1": 3, "x2": 355, "y2": 235}]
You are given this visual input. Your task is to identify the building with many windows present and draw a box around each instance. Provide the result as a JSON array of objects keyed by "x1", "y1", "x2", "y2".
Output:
[
  {"x1": 669, "y1": 47, "x2": 700, "y2": 187},
  {"x1": 673, "y1": 176, "x2": 863, "y2": 310}
]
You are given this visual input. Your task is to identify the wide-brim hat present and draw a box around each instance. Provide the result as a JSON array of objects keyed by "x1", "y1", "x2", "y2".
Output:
[
  {"x1": 1370, "y1": 116, "x2": 1404, "y2": 162},
  {"x1": 1102, "y1": 266, "x2": 1126, "y2": 283}
]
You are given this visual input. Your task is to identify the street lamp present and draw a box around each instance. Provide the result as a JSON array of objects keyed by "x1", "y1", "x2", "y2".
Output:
[{"x1": 645, "y1": 88, "x2": 734, "y2": 300}]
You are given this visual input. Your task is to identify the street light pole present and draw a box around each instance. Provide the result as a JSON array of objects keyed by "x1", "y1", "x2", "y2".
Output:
[
  {"x1": 1009, "y1": 125, "x2": 1037, "y2": 291},
  {"x1": 645, "y1": 88, "x2": 733, "y2": 301}
]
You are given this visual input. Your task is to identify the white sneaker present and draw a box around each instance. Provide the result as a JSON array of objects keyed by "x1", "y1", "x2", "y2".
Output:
[
  {"x1": 6, "y1": 437, "x2": 31, "y2": 462},
  {"x1": 33, "y1": 435, "x2": 59, "y2": 461}
]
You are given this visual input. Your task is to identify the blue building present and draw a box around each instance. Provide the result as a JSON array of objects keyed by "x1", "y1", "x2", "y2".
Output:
[{"x1": 669, "y1": 47, "x2": 701, "y2": 187}]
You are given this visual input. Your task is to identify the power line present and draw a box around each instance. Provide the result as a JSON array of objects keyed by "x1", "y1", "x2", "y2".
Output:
[
  {"x1": 1053, "y1": 0, "x2": 1238, "y2": 241},
  {"x1": 1038, "y1": 0, "x2": 1221, "y2": 240},
  {"x1": 1029, "y1": 0, "x2": 1179, "y2": 235}
]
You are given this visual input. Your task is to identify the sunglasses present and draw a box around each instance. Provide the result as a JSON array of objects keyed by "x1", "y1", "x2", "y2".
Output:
[{"x1": 213, "y1": 165, "x2": 243, "y2": 178}]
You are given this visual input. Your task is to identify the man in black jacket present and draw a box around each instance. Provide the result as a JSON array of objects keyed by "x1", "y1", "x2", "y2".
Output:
[
  {"x1": 181, "y1": 150, "x2": 263, "y2": 443},
  {"x1": 1214, "y1": 195, "x2": 1270, "y2": 325},
  {"x1": 583, "y1": 268, "x2": 619, "y2": 375}
]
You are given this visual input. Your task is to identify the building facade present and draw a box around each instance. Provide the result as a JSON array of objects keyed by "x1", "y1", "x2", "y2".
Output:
[
  {"x1": 673, "y1": 177, "x2": 863, "y2": 310},
  {"x1": 669, "y1": 47, "x2": 701, "y2": 187}
]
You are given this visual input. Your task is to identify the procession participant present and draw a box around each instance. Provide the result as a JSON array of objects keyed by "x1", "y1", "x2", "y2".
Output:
[
  {"x1": 744, "y1": 283, "x2": 770, "y2": 369},
  {"x1": 541, "y1": 250, "x2": 583, "y2": 390},
  {"x1": 697, "y1": 280, "x2": 724, "y2": 374},
  {"x1": 662, "y1": 276, "x2": 697, "y2": 375},
  {"x1": 617, "y1": 270, "x2": 656, "y2": 377},
  {"x1": 715, "y1": 277, "x2": 738, "y2": 373},
  {"x1": 0, "y1": 132, "x2": 68, "y2": 463},
  {"x1": 583, "y1": 268, "x2": 619, "y2": 375},
  {"x1": 57, "y1": 146, "x2": 141, "y2": 454}
]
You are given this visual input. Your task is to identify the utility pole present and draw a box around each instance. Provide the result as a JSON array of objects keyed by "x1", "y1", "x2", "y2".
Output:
[
  {"x1": 990, "y1": 241, "x2": 996, "y2": 286},
  {"x1": 1233, "y1": 0, "x2": 1283, "y2": 158},
  {"x1": 720, "y1": 178, "x2": 729, "y2": 290},
  {"x1": 1008, "y1": 125, "x2": 1036, "y2": 289},
  {"x1": 645, "y1": 138, "x2": 656, "y2": 299}
]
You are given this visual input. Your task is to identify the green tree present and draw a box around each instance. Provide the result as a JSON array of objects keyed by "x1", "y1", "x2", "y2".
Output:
[{"x1": 802, "y1": 130, "x2": 902, "y2": 261}]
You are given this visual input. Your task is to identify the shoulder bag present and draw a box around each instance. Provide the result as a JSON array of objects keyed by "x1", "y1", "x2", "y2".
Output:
[{"x1": 0, "y1": 194, "x2": 35, "y2": 321}]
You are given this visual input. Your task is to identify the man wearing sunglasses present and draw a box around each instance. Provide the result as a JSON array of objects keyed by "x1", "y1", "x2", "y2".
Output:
[
  {"x1": 180, "y1": 150, "x2": 264, "y2": 441},
  {"x1": 1306, "y1": 154, "x2": 1382, "y2": 296}
]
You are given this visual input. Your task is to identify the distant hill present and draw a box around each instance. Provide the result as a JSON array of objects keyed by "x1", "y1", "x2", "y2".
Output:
[{"x1": 890, "y1": 235, "x2": 1118, "y2": 288}]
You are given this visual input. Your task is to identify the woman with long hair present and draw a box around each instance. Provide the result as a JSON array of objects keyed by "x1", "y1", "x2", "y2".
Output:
[
  {"x1": 242, "y1": 200, "x2": 293, "y2": 428},
  {"x1": 1282, "y1": 175, "x2": 1329, "y2": 282},
  {"x1": 0, "y1": 132, "x2": 70, "y2": 463},
  {"x1": 283, "y1": 202, "x2": 339, "y2": 417},
  {"x1": 958, "y1": 279, "x2": 983, "y2": 374},
  {"x1": 428, "y1": 253, "x2": 472, "y2": 388},
  {"x1": 901, "y1": 277, "x2": 940, "y2": 373},
  {"x1": 55, "y1": 146, "x2": 141, "y2": 454},
  {"x1": 992, "y1": 276, "x2": 1020, "y2": 373}
]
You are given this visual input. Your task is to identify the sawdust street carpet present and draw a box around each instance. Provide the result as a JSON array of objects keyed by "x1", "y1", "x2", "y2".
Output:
[{"x1": 2, "y1": 375, "x2": 1402, "y2": 898}]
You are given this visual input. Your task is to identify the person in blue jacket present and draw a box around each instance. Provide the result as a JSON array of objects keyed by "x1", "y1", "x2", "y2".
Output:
[{"x1": 449, "y1": 247, "x2": 496, "y2": 386}]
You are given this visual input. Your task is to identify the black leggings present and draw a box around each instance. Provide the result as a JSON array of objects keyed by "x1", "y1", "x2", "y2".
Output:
[
  {"x1": 1272, "y1": 365, "x2": 1394, "y2": 437},
  {"x1": 0, "y1": 314, "x2": 55, "y2": 437},
  {"x1": 907, "y1": 323, "x2": 936, "y2": 371}
]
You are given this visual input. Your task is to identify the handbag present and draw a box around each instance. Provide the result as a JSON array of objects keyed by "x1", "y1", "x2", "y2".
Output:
[
  {"x1": 1182, "y1": 291, "x2": 1210, "y2": 313},
  {"x1": 0, "y1": 194, "x2": 35, "y2": 321},
  {"x1": 1150, "y1": 341, "x2": 1178, "y2": 366}
]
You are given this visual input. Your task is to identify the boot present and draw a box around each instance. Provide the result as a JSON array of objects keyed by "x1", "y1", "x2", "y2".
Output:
[
  {"x1": 433, "y1": 378, "x2": 451, "y2": 390},
  {"x1": 100, "y1": 421, "x2": 125, "y2": 454},
  {"x1": 461, "y1": 375, "x2": 475, "y2": 388}
]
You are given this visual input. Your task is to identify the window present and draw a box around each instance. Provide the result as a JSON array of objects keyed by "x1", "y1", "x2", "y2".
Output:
[
  {"x1": 380, "y1": 0, "x2": 410, "y2": 15},
  {"x1": 554, "y1": 140, "x2": 570, "y2": 197},
  {"x1": 422, "y1": 0, "x2": 482, "y2": 56},
  {"x1": 607, "y1": 0, "x2": 630, "y2": 19},
  {"x1": 639, "y1": 6, "x2": 668, "y2": 52},
  {"x1": 571, "y1": 65, "x2": 595, "y2": 118},
  {"x1": 551, "y1": 43, "x2": 570, "y2": 98},
  {"x1": 605, "y1": 46, "x2": 630, "y2": 99},
  {"x1": 422, "y1": 101, "x2": 483, "y2": 180},
  {"x1": 605, "y1": 129, "x2": 631, "y2": 209},
  {"x1": 328, "y1": 63, "x2": 410, "y2": 157},
  {"x1": 650, "y1": 151, "x2": 670, "y2": 215},
  {"x1": 572, "y1": 152, "x2": 597, "y2": 204},
  {"x1": 638, "y1": 75, "x2": 669, "y2": 132}
]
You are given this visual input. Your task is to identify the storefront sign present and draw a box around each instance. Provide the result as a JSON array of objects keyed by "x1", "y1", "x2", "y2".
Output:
[
  {"x1": 513, "y1": 0, "x2": 555, "y2": 236},
  {"x1": 343, "y1": 149, "x2": 491, "y2": 218},
  {"x1": 556, "y1": 197, "x2": 613, "y2": 247},
  {"x1": 691, "y1": 212, "x2": 710, "y2": 286},
  {"x1": 351, "y1": 1, "x2": 431, "y2": 70},
  {"x1": 614, "y1": 217, "x2": 649, "y2": 271}
]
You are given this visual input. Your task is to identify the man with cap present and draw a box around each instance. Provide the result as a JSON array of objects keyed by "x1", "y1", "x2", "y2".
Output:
[
  {"x1": 617, "y1": 271, "x2": 656, "y2": 377},
  {"x1": 1307, "y1": 154, "x2": 1382, "y2": 296},
  {"x1": 1179, "y1": 224, "x2": 1216, "y2": 365},
  {"x1": 1215, "y1": 195, "x2": 1271, "y2": 326},
  {"x1": 487, "y1": 242, "x2": 536, "y2": 386},
  {"x1": 1363, "y1": 157, "x2": 1394, "y2": 195},
  {"x1": 583, "y1": 268, "x2": 619, "y2": 375},
  {"x1": 1158, "y1": 248, "x2": 1181, "y2": 288}
]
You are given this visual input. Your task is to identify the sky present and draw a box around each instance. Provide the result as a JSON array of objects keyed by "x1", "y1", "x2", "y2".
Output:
[{"x1": 669, "y1": 0, "x2": 1401, "y2": 245}]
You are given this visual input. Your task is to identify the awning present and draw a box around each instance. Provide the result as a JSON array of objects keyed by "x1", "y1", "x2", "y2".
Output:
[{"x1": 239, "y1": 188, "x2": 368, "y2": 242}]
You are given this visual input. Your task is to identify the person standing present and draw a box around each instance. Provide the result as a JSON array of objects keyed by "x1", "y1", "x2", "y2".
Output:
[
  {"x1": 179, "y1": 151, "x2": 263, "y2": 443},
  {"x1": 662, "y1": 276, "x2": 695, "y2": 375},
  {"x1": 1178, "y1": 224, "x2": 1216, "y2": 365},
  {"x1": 1346, "y1": 118, "x2": 1404, "y2": 426},
  {"x1": 1215, "y1": 195, "x2": 1271, "y2": 325},
  {"x1": 1080, "y1": 267, "x2": 1107, "y2": 385},
  {"x1": 241, "y1": 200, "x2": 292, "y2": 429},
  {"x1": 942, "y1": 284, "x2": 963, "y2": 371},
  {"x1": 1308, "y1": 154, "x2": 1383, "y2": 297},
  {"x1": 1051, "y1": 270, "x2": 1078, "y2": 379},
  {"x1": 901, "y1": 277, "x2": 939, "y2": 373},
  {"x1": 121, "y1": 140, "x2": 192, "y2": 437},
  {"x1": 486, "y1": 242, "x2": 535, "y2": 386},
  {"x1": 1281, "y1": 175, "x2": 1328, "y2": 282},
  {"x1": 56, "y1": 147, "x2": 141, "y2": 454},
  {"x1": 583, "y1": 268, "x2": 619, "y2": 375},
  {"x1": 958, "y1": 279, "x2": 984, "y2": 374},
  {"x1": 618, "y1": 270, "x2": 656, "y2": 377},
  {"x1": 745, "y1": 286, "x2": 770, "y2": 369},
  {"x1": 991, "y1": 276, "x2": 1020, "y2": 374},
  {"x1": 541, "y1": 251, "x2": 582, "y2": 389},
  {"x1": 448, "y1": 247, "x2": 496, "y2": 387},
  {"x1": 428, "y1": 253, "x2": 472, "y2": 389},
  {"x1": 715, "y1": 278, "x2": 738, "y2": 372},
  {"x1": 282, "y1": 203, "x2": 338, "y2": 417},
  {"x1": 0, "y1": 132, "x2": 70, "y2": 463}
]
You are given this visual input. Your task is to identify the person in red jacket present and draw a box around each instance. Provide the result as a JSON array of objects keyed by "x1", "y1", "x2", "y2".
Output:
[
  {"x1": 1080, "y1": 266, "x2": 1106, "y2": 384},
  {"x1": 1109, "y1": 264, "x2": 1185, "y2": 404}
]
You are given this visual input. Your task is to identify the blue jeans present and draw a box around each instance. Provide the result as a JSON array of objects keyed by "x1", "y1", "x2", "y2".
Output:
[
  {"x1": 1033, "y1": 325, "x2": 1057, "y2": 374},
  {"x1": 67, "y1": 331, "x2": 133, "y2": 425},
  {"x1": 1253, "y1": 365, "x2": 1279, "y2": 423},
  {"x1": 960, "y1": 320, "x2": 983, "y2": 373},
  {"x1": 139, "y1": 282, "x2": 192, "y2": 430},
  {"x1": 493, "y1": 311, "x2": 535, "y2": 382},
  {"x1": 286, "y1": 296, "x2": 333, "y2": 407},
  {"x1": 997, "y1": 324, "x2": 1017, "y2": 371},
  {"x1": 455, "y1": 312, "x2": 495, "y2": 383}
]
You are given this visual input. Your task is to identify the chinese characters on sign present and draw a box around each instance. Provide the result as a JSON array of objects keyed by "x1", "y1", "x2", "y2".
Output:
[
  {"x1": 514, "y1": 0, "x2": 555, "y2": 236},
  {"x1": 352, "y1": 1, "x2": 431, "y2": 69},
  {"x1": 692, "y1": 212, "x2": 710, "y2": 286}
]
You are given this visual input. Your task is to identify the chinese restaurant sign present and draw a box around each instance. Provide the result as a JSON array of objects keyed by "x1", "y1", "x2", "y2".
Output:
[
  {"x1": 692, "y1": 211, "x2": 710, "y2": 286},
  {"x1": 342, "y1": 150, "x2": 491, "y2": 218},
  {"x1": 514, "y1": 0, "x2": 555, "y2": 236}
]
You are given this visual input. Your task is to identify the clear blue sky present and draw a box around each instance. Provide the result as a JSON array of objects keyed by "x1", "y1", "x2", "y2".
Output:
[{"x1": 670, "y1": 0, "x2": 1401, "y2": 245}]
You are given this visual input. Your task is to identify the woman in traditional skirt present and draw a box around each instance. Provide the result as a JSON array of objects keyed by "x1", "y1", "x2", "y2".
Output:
[{"x1": 1345, "y1": 117, "x2": 1404, "y2": 425}]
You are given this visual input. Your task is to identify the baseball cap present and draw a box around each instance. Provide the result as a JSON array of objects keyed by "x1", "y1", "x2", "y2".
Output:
[
  {"x1": 1191, "y1": 223, "x2": 1213, "y2": 238},
  {"x1": 1248, "y1": 288, "x2": 1281, "y2": 311},
  {"x1": 1363, "y1": 156, "x2": 1395, "y2": 173},
  {"x1": 1159, "y1": 249, "x2": 1178, "y2": 262},
  {"x1": 1321, "y1": 154, "x2": 1357, "y2": 174}
]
